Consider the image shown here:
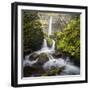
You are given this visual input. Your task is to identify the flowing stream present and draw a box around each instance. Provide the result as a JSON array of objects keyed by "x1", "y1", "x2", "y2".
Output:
[{"x1": 23, "y1": 38, "x2": 80, "y2": 75}]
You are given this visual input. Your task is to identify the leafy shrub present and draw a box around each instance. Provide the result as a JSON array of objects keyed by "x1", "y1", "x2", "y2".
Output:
[{"x1": 55, "y1": 17, "x2": 80, "y2": 60}]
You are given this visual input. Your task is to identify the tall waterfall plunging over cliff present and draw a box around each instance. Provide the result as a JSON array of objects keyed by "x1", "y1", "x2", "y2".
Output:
[{"x1": 48, "y1": 16, "x2": 52, "y2": 36}]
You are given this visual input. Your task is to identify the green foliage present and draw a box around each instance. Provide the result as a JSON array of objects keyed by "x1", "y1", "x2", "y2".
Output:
[
  {"x1": 55, "y1": 17, "x2": 80, "y2": 60},
  {"x1": 43, "y1": 32, "x2": 48, "y2": 38},
  {"x1": 23, "y1": 11, "x2": 44, "y2": 56}
]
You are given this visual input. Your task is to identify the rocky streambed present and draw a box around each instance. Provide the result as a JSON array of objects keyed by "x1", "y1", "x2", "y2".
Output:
[{"x1": 23, "y1": 39, "x2": 80, "y2": 77}]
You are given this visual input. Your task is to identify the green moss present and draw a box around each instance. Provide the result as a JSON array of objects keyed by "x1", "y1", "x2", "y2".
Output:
[
  {"x1": 47, "y1": 37, "x2": 53, "y2": 48},
  {"x1": 37, "y1": 53, "x2": 49, "y2": 65},
  {"x1": 44, "y1": 32, "x2": 48, "y2": 38}
]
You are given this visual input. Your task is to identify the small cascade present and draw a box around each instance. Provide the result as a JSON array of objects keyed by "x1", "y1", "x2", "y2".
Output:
[
  {"x1": 50, "y1": 39, "x2": 55, "y2": 52},
  {"x1": 60, "y1": 64, "x2": 80, "y2": 75},
  {"x1": 40, "y1": 39, "x2": 50, "y2": 52},
  {"x1": 42, "y1": 39, "x2": 48, "y2": 49},
  {"x1": 36, "y1": 38, "x2": 55, "y2": 54}
]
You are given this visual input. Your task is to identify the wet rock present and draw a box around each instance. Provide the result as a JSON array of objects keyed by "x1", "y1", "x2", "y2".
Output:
[
  {"x1": 52, "y1": 51, "x2": 62, "y2": 58},
  {"x1": 29, "y1": 52, "x2": 39, "y2": 61},
  {"x1": 37, "y1": 53, "x2": 49, "y2": 65}
]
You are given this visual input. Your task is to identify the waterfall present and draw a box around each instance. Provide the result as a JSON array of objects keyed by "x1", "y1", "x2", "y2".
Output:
[
  {"x1": 48, "y1": 16, "x2": 52, "y2": 36},
  {"x1": 51, "y1": 40, "x2": 55, "y2": 52},
  {"x1": 35, "y1": 38, "x2": 55, "y2": 54},
  {"x1": 42, "y1": 39, "x2": 47, "y2": 48}
]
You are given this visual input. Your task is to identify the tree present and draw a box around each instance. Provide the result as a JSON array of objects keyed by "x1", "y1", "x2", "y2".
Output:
[
  {"x1": 55, "y1": 16, "x2": 80, "y2": 60},
  {"x1": 23, "y1": 11, "x2": 44, "y2": 56}
]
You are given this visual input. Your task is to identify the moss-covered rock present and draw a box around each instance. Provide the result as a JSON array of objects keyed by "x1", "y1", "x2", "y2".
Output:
[
  {"x1": 37, "y1": 53, "x2": 49, "y2": 65},
  {"x1": 47, "y1": 37, "x2": 53, "y2": 48}
]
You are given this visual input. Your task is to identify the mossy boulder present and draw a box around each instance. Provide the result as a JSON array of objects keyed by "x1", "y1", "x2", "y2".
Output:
[
  {"x1": 37, "y1": 53, "x2": 49, "y2": 65},
  {"x1": 47, "y1": 37, "x2": 53, "y2": 48},
  {"x1": 29, "y1": 52, "x2": 39, "y2": 61}
]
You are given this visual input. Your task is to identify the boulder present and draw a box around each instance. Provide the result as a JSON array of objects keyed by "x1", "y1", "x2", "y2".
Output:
[
  {"x1": 37, "y1": 53, "x2": 49, "y2": 65},
  {"x1": 52, "y1": 51, "x2": 62, "y2": 58}
]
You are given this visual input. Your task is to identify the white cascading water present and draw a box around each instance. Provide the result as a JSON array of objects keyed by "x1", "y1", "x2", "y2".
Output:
[
  {"x1": 23, "y1": 38, "x2": 80, "y2": 75},
  {"x1": 48, "y1": 16, "x2": 52, "y2": 36},
  {"x1": 23, "y1": 16, "x2": 80, "y2": 75},
  {"x1": 38, "y1": 39, "x2": 51, "y2": 53}
]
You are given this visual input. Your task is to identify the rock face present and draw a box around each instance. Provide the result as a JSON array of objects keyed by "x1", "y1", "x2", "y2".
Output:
[{"x1": 37, "y1": 53, "x2": 49, "y2": 65}]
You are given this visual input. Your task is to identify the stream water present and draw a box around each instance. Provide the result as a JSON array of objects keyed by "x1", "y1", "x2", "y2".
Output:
[{"x1": 23, "y1": 38, "x2": 80, "y2": 75}]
